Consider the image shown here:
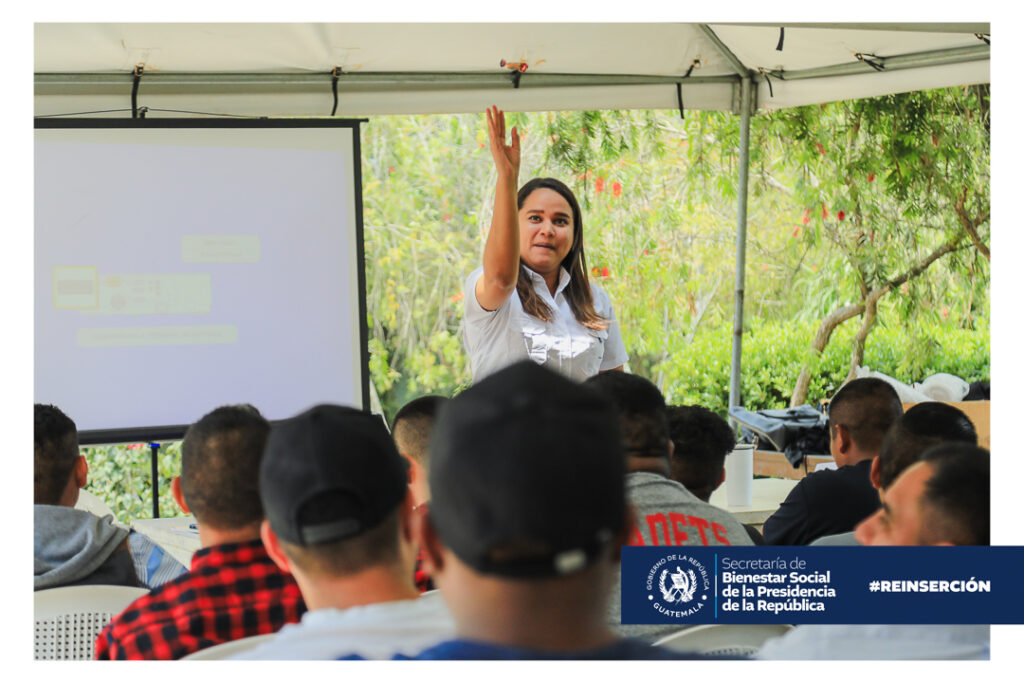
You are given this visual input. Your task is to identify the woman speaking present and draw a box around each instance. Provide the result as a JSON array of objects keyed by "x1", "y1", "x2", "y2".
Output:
[{"x1": 462, "y1": 106, "x2": 628, "y2": 382}]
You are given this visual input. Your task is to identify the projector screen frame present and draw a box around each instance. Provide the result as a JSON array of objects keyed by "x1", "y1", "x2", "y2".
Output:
[{"x1": 35, "y1": 117, "x2": 372, "y2": 446}]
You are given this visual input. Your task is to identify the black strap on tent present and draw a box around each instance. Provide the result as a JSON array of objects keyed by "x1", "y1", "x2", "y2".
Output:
[
  {"x1": 758, "y1": 67, "x2": 782, "y2": 98},
  {"x1": 776, "y1": 27, "x2": 785, "y2": 51},
  {"x1": 855, "y1": 53, "x2": 886, "y2": 72},
  {"x1": 131, "y1": 64, "x2": 144, "y2": 119},
  {"x1": 975, "y1": 33, "x2": 990, "y2": 45},
  {"x1": 511, "y1": 70, "x2": 523, "y2": 89},
  {"x1": 675, "y1": 59, "x2": 701, "y2": 119},
  {"x1": 330, "y1": 67, "x2": 342, "y2": 116}
]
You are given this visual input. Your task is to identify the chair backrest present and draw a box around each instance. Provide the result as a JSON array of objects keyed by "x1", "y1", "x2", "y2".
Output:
[
  {"x1": 34, "y1": 584, "x2": 149, "y2": 660},
  {"x1": 74, "y1": 488, "x2": 117, "y2": 520},
  {"x1": 653, "y1": 623, "x2": 794, "y2": 657},
  {"x1": 180, "y1": 633, "x2": 278, "y2": 660}
]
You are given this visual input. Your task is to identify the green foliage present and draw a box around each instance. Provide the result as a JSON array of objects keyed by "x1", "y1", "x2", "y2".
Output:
[
  {"x1": 82, "y1": 442, "x2": 182, "y2": 522},
  {"x1": 660, "y1": 315, "x2": 990, "y2": 418}
]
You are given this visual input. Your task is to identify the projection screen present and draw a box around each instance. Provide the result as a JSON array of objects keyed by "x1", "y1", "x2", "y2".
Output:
[{"x1": 34, "y1": 119, "x2": 369, "y2": 444}]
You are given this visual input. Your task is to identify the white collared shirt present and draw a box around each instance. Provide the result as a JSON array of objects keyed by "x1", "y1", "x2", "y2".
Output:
[{"x1": 462, "y1": 265, "x2": 628, "y2": 383}]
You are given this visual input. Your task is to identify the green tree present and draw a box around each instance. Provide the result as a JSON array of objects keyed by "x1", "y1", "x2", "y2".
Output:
[{"x1": 764, "y1": 86, "x2": 990, "y2": 404}]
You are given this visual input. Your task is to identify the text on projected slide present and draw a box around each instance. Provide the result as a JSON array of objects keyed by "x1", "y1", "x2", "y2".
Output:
[{"x1": 52, "y1": 235, "x2": 261, "y2": 347}]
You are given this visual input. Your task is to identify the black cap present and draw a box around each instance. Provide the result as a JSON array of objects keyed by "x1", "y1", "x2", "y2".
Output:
[
  {"x1": 428, "y1": 361, "x2": 626, "y2": 578},
  {"x1": 260, "y1": 404, "x2": 408, "y2": 546}
]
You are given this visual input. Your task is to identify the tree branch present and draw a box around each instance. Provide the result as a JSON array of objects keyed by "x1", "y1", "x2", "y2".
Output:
[
  {"x1": 955, "y1": 189, "x2": 991, "y2": 261},
  {"x1": 790, "y1": 303, "x2": 866, "y2": 406}
]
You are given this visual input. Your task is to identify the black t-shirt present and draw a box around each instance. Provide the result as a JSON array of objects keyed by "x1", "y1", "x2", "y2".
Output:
[{"x1": 761, "y1": 459, "x2": 880, "y2": 545}]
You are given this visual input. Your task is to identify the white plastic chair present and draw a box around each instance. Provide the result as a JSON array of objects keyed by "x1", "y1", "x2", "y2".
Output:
[
  {"x1": 652, "y1": 623, "x2": 794, "y2": 657},
  {"x1": 181, "y1": 634, "x2": 277, "y2": 660},
  {"x1": 34, "y1": 584, "x2": 149, "y2": 660},
  {"x1": 74, "y1": 489, "x2": 117, "y2": 520}
]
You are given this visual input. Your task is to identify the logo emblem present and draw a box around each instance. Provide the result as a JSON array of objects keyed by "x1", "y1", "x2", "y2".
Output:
[
  {"x1": 644, "y1": 553, "x2": 709, "y2": 620},
  {"x1": 659, "y1": 566, "x2": 697, "y2": 603}
]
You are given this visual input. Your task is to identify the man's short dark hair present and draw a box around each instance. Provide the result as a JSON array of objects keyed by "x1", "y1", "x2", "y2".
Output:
[
  {"x1": 392, "y1": 395, "x2": 448, "y2": 467},
  {"x1": 279, "y1": 492, "x2": 401, "y2": 577},
  {"x1": 877, "y1": 402, "x2": 978, "y2": 490},
  {"x1": 180, "y1": 404, "x2": 270, "y2": 529},
  {"x1": 34, "y1": 404, "x2": 79, "y2": 505},
  {"x1": 919, "y1": 443, "x2": 989, "y2": 546},
  {"x1": 828, "y1": 378, "x2": 903, "y2": 455},
  {"x1": 584, "y1": 372, "x2": 669, "y2": 459},
  {"x1": 666, "y1": 405, "x2": 736, "y2": 502}
]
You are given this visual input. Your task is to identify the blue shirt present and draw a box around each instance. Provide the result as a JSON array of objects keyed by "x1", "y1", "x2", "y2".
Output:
[{"x1": 340, "y1": 637, "x2": 738, "y2": 660}]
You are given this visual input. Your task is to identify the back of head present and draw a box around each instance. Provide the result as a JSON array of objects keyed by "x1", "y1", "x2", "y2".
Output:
[
  {"x1": 260, "y1": 404, "x2": 410, "y2": 577},
  {"x1": 391, "y1": 395, "x2": 449, "y2": 467},
  {"x1": 919, "y1": 443, "x2": 990, "y2": 546},
  {"x1": 877, "y1": 402, "x2": 978, "y2": 490},
  {"x1": 180, "y1": 404, "x2": 270, "y2": 529},
  {"x1": 666, "y1": 405, "x2": 736, "y2": 501},
  {"x1": 828, "y1": 378, "x2": 904, "y2": 456},
  {"x1": 584, "y1": 372, "x2": 669, "y2": 460},
  {"x1": 34, "y1": 404, "x2": 79, "y2": 505},
  {"x1": 430, "y1": 361, "x2": 625, "y2": 578}
]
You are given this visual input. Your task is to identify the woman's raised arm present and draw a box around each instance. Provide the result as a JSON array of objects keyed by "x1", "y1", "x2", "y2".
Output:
[{"x1": 475, "y1": 106, "x2": 522, "y2": 312}]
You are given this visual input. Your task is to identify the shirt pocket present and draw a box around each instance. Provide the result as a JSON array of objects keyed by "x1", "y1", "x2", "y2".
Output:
[
  {"x1": 518, "y1": 314, "x2": 552, "y2": 364},
  {"x1": 578, "y1": 326, "x2": 609, "y2": 377}
]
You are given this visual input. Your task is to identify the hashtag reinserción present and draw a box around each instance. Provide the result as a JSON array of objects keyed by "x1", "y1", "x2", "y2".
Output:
[{"x1": 875, "y1": 578, "x2": 991, "y2": 593}]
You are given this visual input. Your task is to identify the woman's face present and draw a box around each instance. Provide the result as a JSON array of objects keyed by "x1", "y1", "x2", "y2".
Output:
[{"x1": 518, "y1": 188, "x2": 575, "y2": 276}]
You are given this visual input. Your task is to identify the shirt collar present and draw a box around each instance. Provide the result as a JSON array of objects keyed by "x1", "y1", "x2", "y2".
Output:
[
  {"x1": 190, "y1": 537, "x2": 270, "y2": 571},
  {"x1": 523, "y1": 264, "x2": 572, "y2": 298}
]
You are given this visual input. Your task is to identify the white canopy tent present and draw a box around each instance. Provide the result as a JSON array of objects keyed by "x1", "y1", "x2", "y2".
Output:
[
  {"x1": 34, "y1": 23, "x2": 989, "y2": 116},
  {"x1": 34, "y1": 22, "x2": 991, "y2": 409}
]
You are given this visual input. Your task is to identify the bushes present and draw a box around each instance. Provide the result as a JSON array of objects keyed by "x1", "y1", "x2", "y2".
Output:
[{"x1": 660, "y1": 316, "x2": 990, "y2": 417}]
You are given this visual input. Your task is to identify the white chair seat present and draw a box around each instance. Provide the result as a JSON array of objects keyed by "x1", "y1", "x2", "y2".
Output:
[
  {"x1": 653, "y1": 623, "x2": 794, "y2": 657},
  {"x1": 34, "y1": 584, "x2": 149, "y2": 660}
]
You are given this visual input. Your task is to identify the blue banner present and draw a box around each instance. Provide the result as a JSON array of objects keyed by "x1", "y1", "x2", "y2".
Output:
[{"x1": 620, "y1": 546, "x2": 1024, "y2": 624}]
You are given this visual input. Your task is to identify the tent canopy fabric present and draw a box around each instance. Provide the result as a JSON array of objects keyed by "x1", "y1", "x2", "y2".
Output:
[{"x1": 34, "y1": 23, "x2": 990, "y2": 118}]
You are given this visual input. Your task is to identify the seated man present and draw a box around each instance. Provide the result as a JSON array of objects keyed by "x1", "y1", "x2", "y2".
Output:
[
  {"x1": 34, "y1": 404, "x2": 185, "y2": 591},
  {"x1": 95, "y1": 405, "x2": 306, "y2": 659},
  {"x1": 391, "y1": 394, "x2": 449, "y2": 593},
  {"x1": 667, "y1": 404, "x2": 764, "y2": 544},
  {"x1": 584, "y1": 373, "x2": 753, "y2": 643},
  {"x1": 391, "y1": 395, "x2": 448, "y2": 507},
  {"x1": 366, "y1": 361, "x2": 719, "y2": 659},
  {"x1": 758, "y1": 443, "x2": 990, "y2": 660},
  {"x1": 235, "y1": 404, "x2": 455, "y2": 659},
  {"x1": 812, "y1": 401, "x2": 978, "y2": 545},
  {"x1": 762, "y1": 378, "x2": 903, "y2": 545}
]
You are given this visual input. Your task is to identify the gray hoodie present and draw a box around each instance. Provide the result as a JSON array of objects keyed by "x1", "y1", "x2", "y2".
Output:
[{"x1": 34, "y1": 505, "x2": 138, "y2": 590}]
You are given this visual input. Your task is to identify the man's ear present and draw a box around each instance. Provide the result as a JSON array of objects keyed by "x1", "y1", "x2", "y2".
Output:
[
  {"x1": 716, "y1": 467, "x2": 727, "y2": 490},
  {"x1": 260, "y1": 520, "x2": 292, "y2": 574},
  {"x1": 835, "y1": 424, "x2": 853, "y2": 455},
  {"x1": 398, "y1": 488, "x2": 418, "y2": 544},
  {"x1": 869, "y1": 456, "x2": 882, "y2": 490},
  {"x1": 170, "y1": 476, "x2": 190, "y2": 514},
  {"x1": 74, "y1": 454, "x2": 89, "y2": 489},
  {"x1": 417, "y1": 511, "x2": 446, "y2": 578},
  {"x1": 403, "y1": 455, "x2": 429, "y2": 507}
]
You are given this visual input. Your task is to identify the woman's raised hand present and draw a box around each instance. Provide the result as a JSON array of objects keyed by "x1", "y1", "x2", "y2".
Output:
[{"x1": 486, "y1": 105, "x2": 521, "y2": 181}]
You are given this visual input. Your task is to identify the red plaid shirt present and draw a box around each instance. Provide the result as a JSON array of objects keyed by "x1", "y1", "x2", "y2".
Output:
[{"x1": 94, "y1": 538, "x2": 305, "y2": 660}]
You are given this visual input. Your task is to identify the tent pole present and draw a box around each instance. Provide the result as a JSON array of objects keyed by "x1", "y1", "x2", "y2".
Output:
[{"x1": 728, "y1": 76, "x2": 753, "y2": 418}]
